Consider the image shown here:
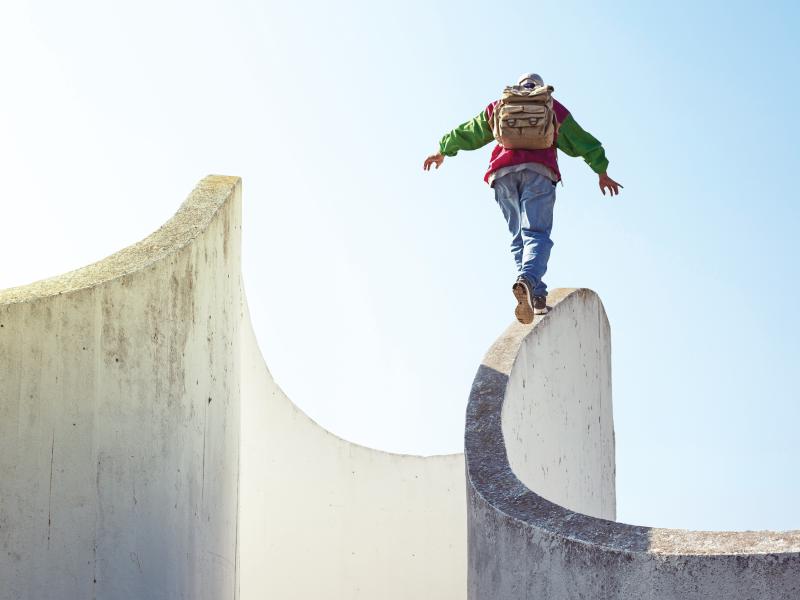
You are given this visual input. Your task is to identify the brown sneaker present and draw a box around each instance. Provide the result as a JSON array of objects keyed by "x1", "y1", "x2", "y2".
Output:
[
  {"x1": 533, "y1": 295, "x2": 549, "y2": 315},
  {"x1": 512, "y1": 277, "x2": 534, "y2": 324}
]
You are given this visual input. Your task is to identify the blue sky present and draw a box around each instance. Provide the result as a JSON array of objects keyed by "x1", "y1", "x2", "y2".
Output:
[{"x1": 1, "y1": 0, "x2": 798, "y2": 531}]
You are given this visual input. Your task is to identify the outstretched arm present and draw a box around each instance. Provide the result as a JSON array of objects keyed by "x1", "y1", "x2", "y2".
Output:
[
  {"x1": 557, "y1": 114, "x2": 623, "y2": 195},
  {"x1": 423, "y1": 109, "x2": 494, "y2": 171}
]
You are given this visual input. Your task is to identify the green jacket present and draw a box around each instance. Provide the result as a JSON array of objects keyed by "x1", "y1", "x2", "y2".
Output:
[{"x1": 438, "y1": 99, "x2": 608, "y2": 183}]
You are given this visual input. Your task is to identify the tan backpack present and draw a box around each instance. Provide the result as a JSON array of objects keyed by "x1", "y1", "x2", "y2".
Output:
[{"x1": 491, "y1": 84, "x2": 557, "y2": 150}]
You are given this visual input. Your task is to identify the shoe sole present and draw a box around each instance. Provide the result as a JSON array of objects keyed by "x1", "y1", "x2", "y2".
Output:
[
  {"x1": 533, "y1": 305, "x2": 549, "y2": 315},
  {"x1": 512, "y1": 282, "x2": 534, "y2": 325}
]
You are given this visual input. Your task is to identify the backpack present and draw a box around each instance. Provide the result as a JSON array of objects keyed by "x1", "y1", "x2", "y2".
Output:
[{"x1": 490, "y1": 84, "x2": 557, "y2": 150}]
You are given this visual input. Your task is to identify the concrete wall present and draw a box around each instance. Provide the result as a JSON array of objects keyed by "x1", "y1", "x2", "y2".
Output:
[
  {"x1": 12, "y1": 173, "x2": 795, "y2": 600},
  {"x1": 0, "y1": 175, "x2": 466, "y2": 600},
  {"x1": 0, "y1": 176, "x2": 242, "y2": 600},
  {"x1": 466, "y1": 288, "x2": 800, "y2": 600},
  {"x1": 502, "y1": 289, "x2": 614, "y2": 519},
  {"x1": 238, "y1": 299, "x2": 466, "y2": 600}
]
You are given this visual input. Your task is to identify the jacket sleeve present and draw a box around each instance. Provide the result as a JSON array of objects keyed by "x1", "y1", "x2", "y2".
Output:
[
  {"x1": 556, "y1": 113, "x2": 609, "y2": 174},
  {"x1": 438, "y1": 110, "x2": 495, "y2": 157}
]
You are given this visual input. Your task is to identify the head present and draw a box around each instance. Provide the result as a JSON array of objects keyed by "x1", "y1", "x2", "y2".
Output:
[{"x1": 517, "y1": 72, "x2": 544, "y2": 89}]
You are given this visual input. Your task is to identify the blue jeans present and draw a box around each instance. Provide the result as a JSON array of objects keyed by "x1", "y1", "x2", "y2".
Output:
[{"x1": 493, "y1": 170, "x2": 556, "y2": 297}]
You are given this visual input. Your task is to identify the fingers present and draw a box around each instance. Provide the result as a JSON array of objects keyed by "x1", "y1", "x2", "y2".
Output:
[
  {"x1": 600, "y1": 181, "x2": 620, "y2": 196},
  {"x1": 423, "y1": 156, "x2": 443, "y2": 171},
  {"x1": 423, "y1": 155, "x2": 440, "y2": 171},
  {"x1": 599, "y1": 175, "x2": 623, "y2": 196}
]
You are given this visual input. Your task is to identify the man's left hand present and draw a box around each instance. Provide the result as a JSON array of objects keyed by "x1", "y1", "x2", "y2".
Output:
[{"x1": 599, "y1": 173, "x2": 623, "y2": 196}]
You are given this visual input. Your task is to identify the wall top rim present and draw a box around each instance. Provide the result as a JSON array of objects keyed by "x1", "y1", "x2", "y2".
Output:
[{"x1": 0, "y1": 175, "x2": 240, "y2": 306}]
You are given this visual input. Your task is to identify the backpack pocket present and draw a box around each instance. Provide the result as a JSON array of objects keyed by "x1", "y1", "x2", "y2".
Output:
[
  {"x1": 497, "y1": 104, "x2": 553, "y2": 149},
  {"x1": 502, "y1": 104, "x2": 548, "y2": 129}
]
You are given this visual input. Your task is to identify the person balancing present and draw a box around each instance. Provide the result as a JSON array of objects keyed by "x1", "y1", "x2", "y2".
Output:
[{"x1": 423, "y1": 72, "x2": 622, "y2": 324}]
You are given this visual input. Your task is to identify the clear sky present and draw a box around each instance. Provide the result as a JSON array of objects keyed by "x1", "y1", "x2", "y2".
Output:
[{"x1": 1, "y1": 0, "x2": 798, "y2": 532}]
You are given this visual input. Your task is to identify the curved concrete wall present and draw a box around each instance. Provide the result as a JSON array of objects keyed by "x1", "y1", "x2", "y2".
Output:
[
  {"x1": 466, "y1": 288, "x2": 800, "y2": 600},
  {"x1": 239, "y1": 300, "x2": 466, "y2": 599},
  {"x1": 0, "y1": 175, "x2": 466, "y2": 599},
  {"x1": 502, "y1": 289, "x2": 614, "y2": 519},
  {"x1": 0, "y1": 176, "x2": 242, "y2": 600}
]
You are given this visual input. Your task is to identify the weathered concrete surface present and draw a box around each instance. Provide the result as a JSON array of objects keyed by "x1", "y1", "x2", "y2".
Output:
[
  {"x1": 0, "y1": 176, "x2": 242, "y2": 600},
  {"x1": 502, "y1": 289, "x2": 614, "y2": 519},
  {"x1": 0, "y1": 175, "x2": 466, "y2": 599},
  {"x1": 9, "y1": 174, "x2": 794, "y2": 600},
  {"x1": 239, "y1": 298, "x2": 466, "y2": 599},
  {"x1": 466, "y1": 288, "x2": 800, "y2": 600}
]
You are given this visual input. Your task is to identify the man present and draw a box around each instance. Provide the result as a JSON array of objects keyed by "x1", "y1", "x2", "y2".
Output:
[{"x1": 423, "y1": 72, "x2": 622, "y2": 324}]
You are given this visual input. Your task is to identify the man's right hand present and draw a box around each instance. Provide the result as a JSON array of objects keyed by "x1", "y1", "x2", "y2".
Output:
[{"x1": 423, "y1": 153, "x2": 445, "y2": 171}]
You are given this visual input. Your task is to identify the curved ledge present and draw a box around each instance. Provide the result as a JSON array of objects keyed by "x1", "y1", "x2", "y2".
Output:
[
  {"x1": 465, "y1": 288, "x2": 800, "y2": 599},
  {"x1": 239, "y1": 296, "x2": 466, "y2": 599},
  {"x1": 0, "y1": 175, "x2": 240, "y2": 305}
]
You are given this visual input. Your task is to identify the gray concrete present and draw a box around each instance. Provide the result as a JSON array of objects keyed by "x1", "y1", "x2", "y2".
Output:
[
  {"x1": 1, "y1": 176, "x2": 242, "y2": 600},
  {"x1": 239, "y1": 300, "x2": 466, "y2": 599},
  {"x1": 0, "y1": 175, "x2": 466, "y2": 600},
  {"x1": 502, "y1": 288, "x2": 615, "y2": 520},
  {"x1": 4, "y1": 175, "x2": 798, "y2": 599},
  {"x1": 466, "y1": 288, "x2": 800, "y2": 599}
]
